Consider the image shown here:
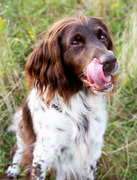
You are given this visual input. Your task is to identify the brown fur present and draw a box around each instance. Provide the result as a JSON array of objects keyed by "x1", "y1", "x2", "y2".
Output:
[
  {"x1": 25, "y1": 14, "x2": 114, "y2": 104},
  {"x1": 20, "y1": 97, "x2": 36, "y2": 168}
]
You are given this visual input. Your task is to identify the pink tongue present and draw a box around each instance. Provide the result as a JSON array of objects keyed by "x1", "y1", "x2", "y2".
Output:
[{"x1": 87, "y1": 58, "x2": 111, "y2": 88}]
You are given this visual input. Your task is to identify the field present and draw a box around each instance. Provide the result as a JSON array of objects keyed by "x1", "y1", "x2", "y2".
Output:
[{"x1": 0, "y1": 0, "x2": 137, "y2": 179}]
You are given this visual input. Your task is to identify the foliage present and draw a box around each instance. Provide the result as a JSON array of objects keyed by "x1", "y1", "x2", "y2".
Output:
[{"x1": 0, "y1": 0, "x2": 137, "y2": 179}]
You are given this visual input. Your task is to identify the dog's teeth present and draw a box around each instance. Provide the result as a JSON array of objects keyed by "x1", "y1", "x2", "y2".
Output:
[{"x1": 104, "y1": 82, "x2": 112, "y2": 87}]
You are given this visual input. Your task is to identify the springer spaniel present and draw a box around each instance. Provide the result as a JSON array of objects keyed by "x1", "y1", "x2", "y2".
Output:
[{"x1": 6, "y1": 14, "x2": 118, "y2": 180}]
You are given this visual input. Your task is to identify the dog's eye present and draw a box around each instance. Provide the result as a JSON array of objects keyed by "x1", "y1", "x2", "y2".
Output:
[
  {"x1": 71, "y1": 35, "x2": 83, "y2": 46},
  {"x1": 97, "y1": 28, "x2": 107, "y2": 41},
  {"x1": 100, "y1": 35, "x2": 107, "y2": 41},
  {"x1": 72, "y1": 40, "x2": 79, "y2": 45}
]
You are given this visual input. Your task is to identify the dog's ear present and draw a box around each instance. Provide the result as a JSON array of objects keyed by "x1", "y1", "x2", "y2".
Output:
[
  {"x1": 26, "y1": 29, "x2": 66, "y2": 103},
  {"x1": 26, "y1": 19, "x2": 80, "y2": 104},
  {"x1": 104, "y1": 24, "x2": 113, "y2": 51},
  {"x1": 26, "y1": 18, "x2": 84, "y2": 104},
  {"x1": 26, "y1": 38, "x2": 49, "y2": 89},
  {"x1": 107, "y1": 33, "x2": 113, "y2": 51}
]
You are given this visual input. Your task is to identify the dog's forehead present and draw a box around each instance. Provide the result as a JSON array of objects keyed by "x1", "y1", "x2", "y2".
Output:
[
  {"x1": 61, "y1": 18, "x2": 108, "y2": 37},
  {"x1": 88, "y1": 18, "x2": 108, "y2": 31}
]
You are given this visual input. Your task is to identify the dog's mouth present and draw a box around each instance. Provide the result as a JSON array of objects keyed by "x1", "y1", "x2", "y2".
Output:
[{"x1": 82, "y1": 58, "x2": 117, "y2": 92}]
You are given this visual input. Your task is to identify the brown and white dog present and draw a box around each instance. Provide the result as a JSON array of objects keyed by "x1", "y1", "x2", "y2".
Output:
[{"x1": 6, "y1": 14, "x2": 118, "y2": 180}]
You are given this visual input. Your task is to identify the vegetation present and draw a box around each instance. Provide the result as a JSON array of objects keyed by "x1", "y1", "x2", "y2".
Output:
[{"x1": 0, "y1": 0, "x2": 137, "y2": 179}]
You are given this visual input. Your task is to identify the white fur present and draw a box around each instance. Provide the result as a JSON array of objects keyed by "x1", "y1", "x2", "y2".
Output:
[
  {"x1": 6, "y1": 110, "x2": 25, "y2": 178},
  {"x1": 6, "y1": 87, "x2": 108, "y2": 180}
]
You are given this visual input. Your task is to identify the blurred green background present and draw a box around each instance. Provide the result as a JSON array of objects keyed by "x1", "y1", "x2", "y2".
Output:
[{"x1": 0, "y1": 0, "x2": 137, "y2": 179}]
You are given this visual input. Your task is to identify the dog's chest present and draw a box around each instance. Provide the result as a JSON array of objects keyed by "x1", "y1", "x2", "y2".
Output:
[
  {"x1": 30, "y1": 89, "x2": 107, "y2": 148},
  {"x1": 64, "y1": 92, "x2": 107, "y2": 140},
  {"x1": 29, "y1": 89, "x2": 108, "y2": 172},
  {"x1": 53, "y1": 92, "x2": 107, "y2": 160},
  {"x1": 49, "y1": 92, "x2": 108, "y2": 175}
]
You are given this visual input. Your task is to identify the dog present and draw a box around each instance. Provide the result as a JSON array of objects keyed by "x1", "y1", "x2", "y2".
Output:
[{"x1": 6, "y1": 14, "x2": 118, "y2": 180}]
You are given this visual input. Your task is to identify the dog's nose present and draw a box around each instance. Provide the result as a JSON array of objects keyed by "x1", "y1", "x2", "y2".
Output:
[{"x1": 100, "y1": 54, "x2": 117, "y2": 74}]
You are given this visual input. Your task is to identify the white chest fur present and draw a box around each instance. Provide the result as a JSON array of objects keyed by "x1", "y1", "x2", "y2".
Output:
[{"x1": 27, "y1": 89, "x2": 108, "y2": 179}]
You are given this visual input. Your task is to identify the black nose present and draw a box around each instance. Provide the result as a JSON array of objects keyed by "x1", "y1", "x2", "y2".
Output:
[{"x1": 100, "y1": 54, "x2": 117, "y2": 74}]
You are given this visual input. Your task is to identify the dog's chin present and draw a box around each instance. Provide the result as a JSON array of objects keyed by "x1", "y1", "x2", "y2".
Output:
[
  {"x1": 82, "y1": 78, "x2": 114, "y2": 93},
  {"x1": 93, "y1": 83, "x2": 114, "y2": 94}
]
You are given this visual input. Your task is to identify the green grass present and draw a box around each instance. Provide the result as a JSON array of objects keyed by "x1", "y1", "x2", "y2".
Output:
[{"x1": 0, "y1": 0, "x2": 137, "y2": 179}]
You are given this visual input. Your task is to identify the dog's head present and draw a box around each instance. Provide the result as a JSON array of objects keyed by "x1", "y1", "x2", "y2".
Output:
[{"x1": 26, "y1": 14, "x2": 118, "y2": 103}]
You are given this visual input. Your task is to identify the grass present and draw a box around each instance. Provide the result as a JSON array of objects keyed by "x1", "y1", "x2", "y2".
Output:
[{"x1": 0, "y1": 0, "x2": 137, "y2": 179}]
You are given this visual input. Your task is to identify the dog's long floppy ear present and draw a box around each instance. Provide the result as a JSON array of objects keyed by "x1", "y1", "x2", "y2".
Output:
[
  {"x1": 107, "y1": 30, "x2": 113, "y2": 51},
  {"x1": 26, "y1": 31, "x2": 65, "y2": 103},
  {"x1": 26, "y1": 18, "x2": 82, "y2": 104}
]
